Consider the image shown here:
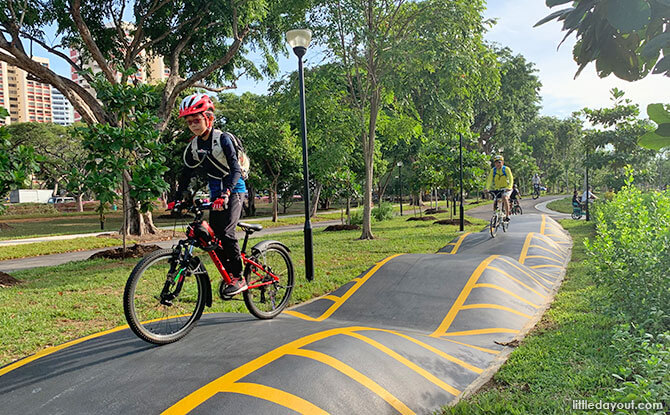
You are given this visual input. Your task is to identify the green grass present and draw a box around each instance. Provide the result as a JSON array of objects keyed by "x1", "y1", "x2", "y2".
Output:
[
  {"x1": 0, "y1": 237, "x2": 140, "y2": 261},
  {"x1": 0, "y1": 211, "x2": 487, "y2": 366},
  {"x1": 442, "y1": 220, "x2": 628, "y2": 414},
  {"x1": 546, "y1": 196, "x2": 573, "y2": 214}
]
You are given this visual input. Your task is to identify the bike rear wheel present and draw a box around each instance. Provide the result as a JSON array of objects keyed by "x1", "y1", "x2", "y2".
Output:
[
  {"x1": 513, "y1": 204, "x2": 522, "y2": 215},
  {"x1": 489, "y1": 214, "x2": 499, "y2": 238},
  {"x1": 244, "y1": 244, "x2": 294, "y2": 319},
  {"x1": 571, "y1": 212, "x2": 581, "y2": 220},
  {"x1": 532, "y1": 188, "x2": 540, "y2": 199},
  {"x1": 123, "y1": 248, "x2": 206, "y2": 344}
]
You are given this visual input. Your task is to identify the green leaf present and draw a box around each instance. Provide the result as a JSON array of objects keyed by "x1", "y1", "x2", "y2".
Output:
[
  {"x1": 646, "y1": 103, "x2": 670, "y2": 125},
  {"x1": 638, "y1": 129, "x2": 670, "y2": 150},
  {"x1": 546, "y1": 0, "x2": 572, "y2": 6},
  {"x1": 652, "y1": 55, "x2": 670, "y2": 73},
  {"x1": 606, "y1": 0, "x2": 651, "y2": 33},
  {"x1": 0, "y1": 107, "x2": 8, "y2": 118},
  {"x1": 641, "y1": 32, "x2": 670, "y2": 59},
  {"x1": 534, "y1": 8, "x2": 574, "y2": 27}
]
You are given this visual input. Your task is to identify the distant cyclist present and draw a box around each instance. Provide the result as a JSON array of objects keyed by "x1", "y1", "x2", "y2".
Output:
[
  {"x1": 532, "y1": 173, "x2": 541, "y2": 192},
  {"x1": 510, "y1": 183, "x2": 521, "y2": 203},
  {"x1": 485, "y1": 155, "x2": 514, "y2": 222}
]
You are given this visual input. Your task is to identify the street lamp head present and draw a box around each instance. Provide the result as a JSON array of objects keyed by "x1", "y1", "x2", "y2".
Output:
[
  {"x1": 286, "y1": 29, "x2": 312, "y2": 58},
  {"x1": 397, "y1": 161, "x2": 403, "y2": 167}
]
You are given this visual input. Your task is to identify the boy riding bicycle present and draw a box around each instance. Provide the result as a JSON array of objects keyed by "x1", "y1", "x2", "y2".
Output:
[
  {"x1": 169, "y1": 93, "x2": 248, "y2": 296},
  {"x1": 485, "y1": 155, "x2": 514, "y2": 222}
]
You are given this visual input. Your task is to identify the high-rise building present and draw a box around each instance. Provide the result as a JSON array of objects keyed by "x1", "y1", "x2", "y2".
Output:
[
  {"x1": 0, "y1": 61, "x2": 10, "y2": 125},
  {"x1": 0, "y1": 55, "x2": 53, "y2": 124},
  {"x1": 51, "y1": 87, "x2": 74, "y2": 126}
]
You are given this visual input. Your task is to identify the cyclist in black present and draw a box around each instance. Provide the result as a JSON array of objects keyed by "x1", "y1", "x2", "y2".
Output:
[
  {"x1": 510, "y1": 184, "x2": 521, "y2": 204},
  {"x1": 170, "y1": 93, "x2": 248, "y2": 296}
]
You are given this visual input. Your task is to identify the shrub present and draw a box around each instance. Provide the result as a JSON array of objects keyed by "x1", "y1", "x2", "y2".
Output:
[
  {"x1": 349, "y1": 211, "x2": 364, "y2": 226},
  {"x1": 372, "y1": 202, "x2": 393, "y2": 222},
  {"x1": 605, "y1": 324, "x2": 669, "y2": 412},
  {"x1": 586, "y1": 171, "x2": 670, "y2": 332}
]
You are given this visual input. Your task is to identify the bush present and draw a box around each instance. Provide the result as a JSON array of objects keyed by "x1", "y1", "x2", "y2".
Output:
[
  {"x1": 349, "y1": 210, "x2": 364, "y2": 226},
  {"x1": 605, "y1": 325, "x2": 669, "y2": 412},
  {"x1": 586, "y1": 171, "x2": 670, "y2": 332},
  {"x1": 372, "y1": 202, "x2": 393, "y2": 222}
]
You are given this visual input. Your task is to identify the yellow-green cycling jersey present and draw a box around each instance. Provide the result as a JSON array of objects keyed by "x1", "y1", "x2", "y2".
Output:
[{"x1": 485, "y1": 165, "x2": 514, "y2": 190}]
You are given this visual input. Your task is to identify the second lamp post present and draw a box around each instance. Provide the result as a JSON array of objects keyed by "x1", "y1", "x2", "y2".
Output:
[{"x1": 287, "y1": 29, "x2": 315, "y2": 282}]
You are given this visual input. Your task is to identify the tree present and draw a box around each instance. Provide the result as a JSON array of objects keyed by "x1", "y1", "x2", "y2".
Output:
[
  {"x1": 78, "y1": 76, "x2": 169, "y2": 243},
  {"x1": 537, "y1": 0, "x2": 670, "y2": 149},
  {"x1": 6, "y1": 122, "x2": 90, "y2": 208},
  {"x1": 0, "y1": 109, "x2": 42, "y2": 212},
  {"x1": 471, "y1": 47, "x2": 542, "y2": 155},
  {"x1": 579, "y1": 89, "x2": 657, "y2": 190},
  {"x1": 217, "y1": 92, "x2": 301, "y2": 222},
  {"x1": 0, "y1": 0, "x2": 308, "y2": 233},
  {"x1": 312, "y1": 0, "x2": 491, "y2": 239}
]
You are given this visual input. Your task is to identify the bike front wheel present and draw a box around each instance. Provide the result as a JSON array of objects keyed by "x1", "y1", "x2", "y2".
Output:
[
  {"x1": 244, "y1": 244, "x2": 294, "y2": 319},
  {"x1": 123, "y1": 248, "x2": 206, "y2": 345},
  {"x1": 489, "y1": 215, "x2": 499, "y2": 238},
  {"x1": 571, "y1": 212, "x2": 581, "y2": 220},
  {"x1": 513, "y1": 205, "x2": 522, "y2": 215},
  {"x1": 532, "y1": 189, "x2": 540, "y2": 199}
]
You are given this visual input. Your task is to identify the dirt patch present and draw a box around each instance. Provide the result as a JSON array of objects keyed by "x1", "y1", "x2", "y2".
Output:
[
  {"x1": 97, "y1": 229, "x2": 178, "y2": 244},
  {"x1": 0, "y1": 222, "x2": 14, "y2": 230},
  {"x1": 88, "y1": 244, "x2": 163, "y2": 260},
  {"x1": 0, "y1": 271, "x2": 22, "y2": 287},
  {"x1": 423, "y1": 208, "x2": 448, "y2": 214},
  {"x1": 433, "y1": 218, "x2": 473, "y2": 226},
  {"x1": 323, "y1": 224, "x2": 361, "y2": 231},
  {"x1": 407, "y1": 216, "x2": 437, "y2": 221}
]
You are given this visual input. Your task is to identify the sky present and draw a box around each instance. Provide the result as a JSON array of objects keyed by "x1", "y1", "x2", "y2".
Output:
[{"x1": 36, "y1": 0, "x2": 668, "y2": 119}]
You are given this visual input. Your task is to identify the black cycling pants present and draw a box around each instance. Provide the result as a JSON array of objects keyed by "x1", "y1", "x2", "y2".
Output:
[{"x1": 209, "y1": 193, "x2": 245, "y2": 279}]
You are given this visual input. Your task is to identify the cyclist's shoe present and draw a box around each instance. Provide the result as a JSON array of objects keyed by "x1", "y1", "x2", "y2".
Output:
[
  {"x1": 504, "y1": 216, "x2": 510, "y2": 222},
  {"x1": 223, "y1": 278, "x2": 248, "y2": 296}
]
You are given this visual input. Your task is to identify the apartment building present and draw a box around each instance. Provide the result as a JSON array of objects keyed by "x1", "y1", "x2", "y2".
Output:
[
  {"x1": 51, "y1": 87, "x2": 74, "y2": 126},
  {"x1": 0, "y1": 56, "x2": 53, "y2": 125}
]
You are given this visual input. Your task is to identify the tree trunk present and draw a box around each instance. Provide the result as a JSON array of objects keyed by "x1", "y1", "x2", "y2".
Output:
[
  {"x1": 272, "y1": 181, "x2": 279, "y2": 222},
  {"x1": 245, "y1": 184, "x2": 256, "y2": 217},
  {"x1": 77, "y1": 194, "x2": 84, "y2": 212},
  {"x1": 310, "y1": 182, "x2": 322, "y2": 218}
]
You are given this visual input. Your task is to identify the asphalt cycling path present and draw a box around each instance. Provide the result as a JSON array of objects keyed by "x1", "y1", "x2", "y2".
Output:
[{"x1": 0, "y1": 214, "x2": 572, "y2": 414}]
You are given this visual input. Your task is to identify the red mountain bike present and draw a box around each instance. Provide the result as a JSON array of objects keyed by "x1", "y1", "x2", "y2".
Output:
[{"x1": 123, "y1": 199, "x2": 294, "y2": 344}]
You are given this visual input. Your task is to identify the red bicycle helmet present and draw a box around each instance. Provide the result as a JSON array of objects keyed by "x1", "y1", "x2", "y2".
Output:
[{"x1": 179, "y1": 93, "x2": 215, "y2": 118}]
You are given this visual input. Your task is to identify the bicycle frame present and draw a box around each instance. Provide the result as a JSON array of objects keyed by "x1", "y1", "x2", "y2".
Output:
[{"x1": 171, "y1": 200, "x2": 283, "y2": 293}]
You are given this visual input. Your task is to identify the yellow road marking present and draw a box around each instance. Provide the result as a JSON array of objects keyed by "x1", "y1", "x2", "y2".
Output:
[
  {"x1": 460, "y1": 303, "x2": 532, "y2": 319},
  {"x1": 0, "y1": 324, "x2": 129, "y2": 377},
  {"x1": 518, "y1": 233, "x2": 534, "y2": 264},
  {"x1": 530, "y1": 265, "x2": 562, "y2": 269},
  {"x1": 163, "y1": 326, "x2": 471, "y2": 413},
  {"x1": 289, "y1": 349, "x2": 414, "y2": 414},
  {"x1": 443, "y1": 328, "x2": 519, "y2": 336},
  {"x1": 487, "y1": 266, "x2": 547, "y2": 298},
  {"x1": 219, "y1": 382, "x2": 328, "y2": 414},
  {"x1": 472, "y1": 283, "x2": 541, "y2": 308},
  {"x1": 497, "y1": 258, "x2": 553, "y2": 289},
  {"x1": 441, "y1": 338, "x2": 501, "y2": 355},
  {"x1": 540, "y1": 215, "x2": 547, "y2": 235},
  {"x1": 535, "y1": 234, "x2": 568, "y2": 254},
  {"x1": 449, "y1": 232, "x2": 471, "y2": 254},
  {"x1": 284, "y1": 254, "x2": 404, "y2": 322},
  {"x1": 528, "y1": 244, "x2": 564, "y2": 258},
  {"x1": 346, "y1": 332, "x2": 461, "y2": 397},
  {"x1": 430, "y1": 255, "x2": 499, "y2": 337},
  {"x1": 524, "y1": 255, "x2": 564, "y2": 264},
  {"x1": 379, "y1": 330, "x2": 483, "y2": 373}
]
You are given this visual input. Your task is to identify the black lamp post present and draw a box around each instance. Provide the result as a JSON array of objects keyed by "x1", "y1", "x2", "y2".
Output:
[
  {"x1": 287, "y1": 29, "x2": 314, "y2": 282},
  {"x1": 585, "y1": 144, "x2": 590, "y2": 222},
  {"x1": 397, "y1": 161, "x2": 403, "y2": 216},
  {"x1": 459, "y1": 133, "x2": 464, "y2": 231}
]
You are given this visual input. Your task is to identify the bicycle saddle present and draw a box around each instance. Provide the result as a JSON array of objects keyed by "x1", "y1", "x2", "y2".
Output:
[{"x1": 238, "y1": 222, "x2": 263, "y2": 233}]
